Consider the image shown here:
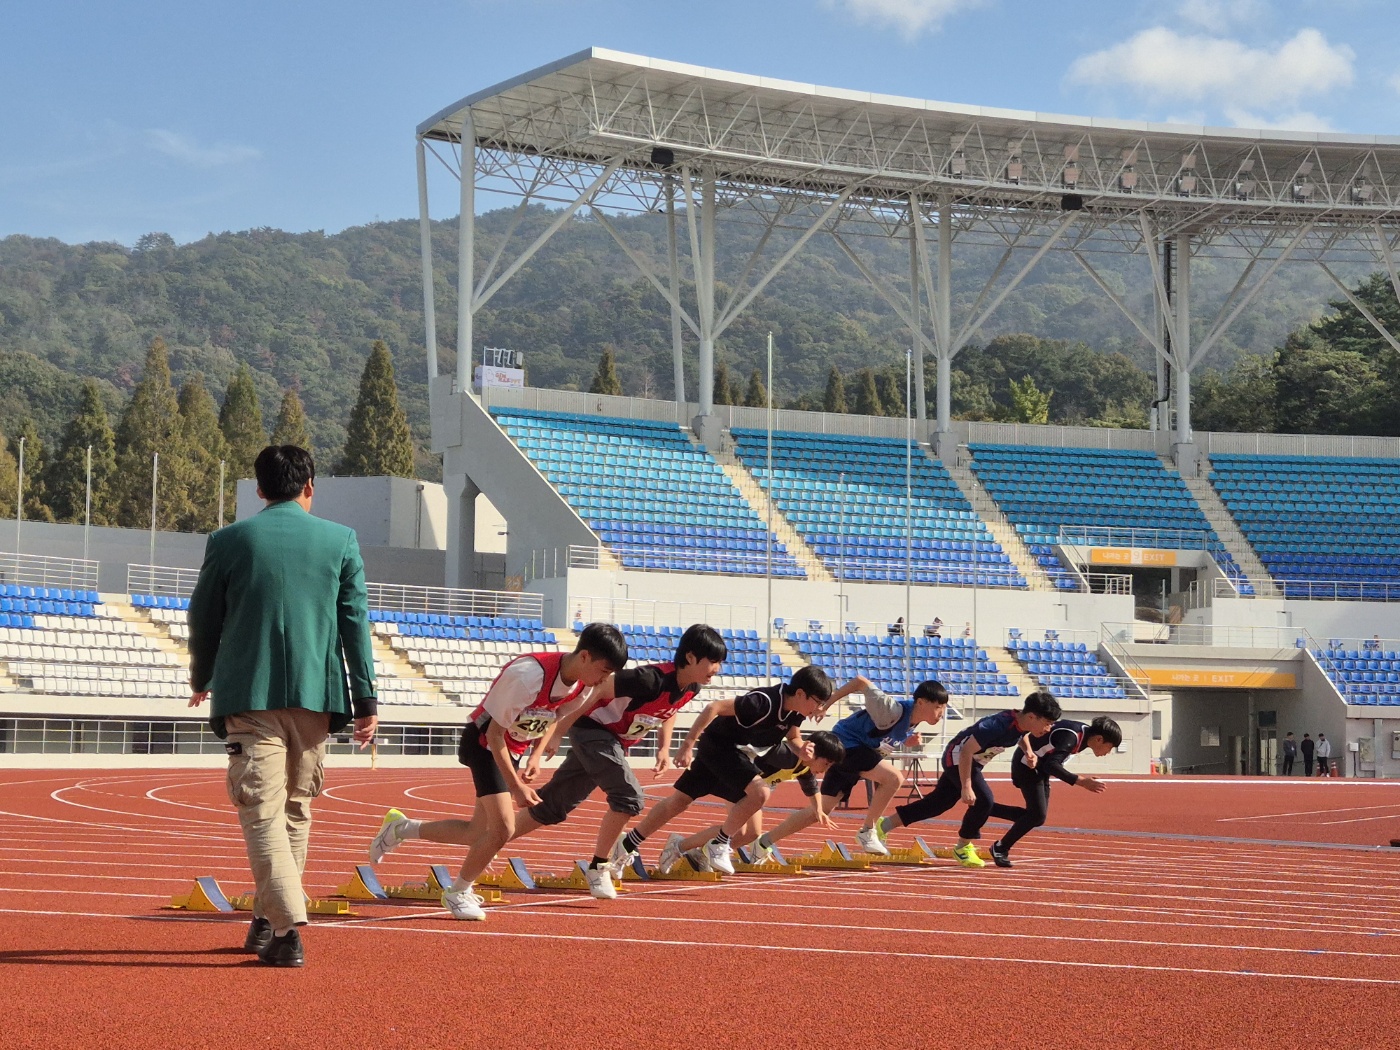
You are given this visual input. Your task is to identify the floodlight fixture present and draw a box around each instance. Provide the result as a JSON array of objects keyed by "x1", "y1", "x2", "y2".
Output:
[
  {"x1": 1352, "y1": 178, "x2": 1374, "y2": 202},
  {"x1": 950, "y1": 149, "x2": 966, "y2": 176}
]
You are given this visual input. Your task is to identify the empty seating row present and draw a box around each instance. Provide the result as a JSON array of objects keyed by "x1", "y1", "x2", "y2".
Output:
[
  {"x1": 786, "y1": 630, "x2": 1016, "y2": 698},
  {"x1": 0, "y1": 584, "x2": 99, "y2": 602},
  {"x1": 1006, "y1": 636, "x2": 1127, "y2": 700}
]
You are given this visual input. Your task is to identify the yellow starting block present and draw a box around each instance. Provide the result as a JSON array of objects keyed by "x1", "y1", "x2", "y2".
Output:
[
  {"x1": 167, "y1": 876, "x2": 235, "y2": 912},
  {"x1": 790, "y1": 841, "x2": 872, "y2": 871},
  {"x1": 732, "y1": 845, "x2": 803, "y2": 875},
  {"x1": 355, "y1": 865, "x2": 505, "y2": 905},
  {"x1": 478, "y1": 857, "x2": 539, "y2": 892},
  {"x1": 648, "y1": 861, "x2": 722, "y2": 882},
  {"x1": 858, "y1": 842, "x2": 935, "y2": 866},
  {"x1": 231, "y1": 893, "x2": 355, "y2": 916},
  {"x1": 532, "y1": 861, "x2": 624, "y2": 893},
  {"x1": 916, "y1": 835, "x2": 991, "y2": 861}
]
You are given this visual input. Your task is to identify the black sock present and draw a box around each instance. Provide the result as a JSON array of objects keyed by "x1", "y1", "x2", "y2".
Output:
[
  {"x1": 622, "y1": 829, "x2": 646, "y2": 854},
  {"x1": 714, "y1": 831, "x2": 731, "y2": 846},
  {"x1": 589, "y1": 855, "x2": 610, "y2": 869}
]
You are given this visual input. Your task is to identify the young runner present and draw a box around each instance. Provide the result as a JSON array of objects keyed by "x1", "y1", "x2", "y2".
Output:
[
  {"x1": 612, "y1": 666, "x2": 849, "y2": 876},
  {"x1": 872, "y1": 691, "x2": 1062, "y2": 867},
  {"x1": 744, "y1": 676, "x2": 950, "y2": 861},
  {"x1": 979, "y1": 715, "x2": 1120, "y2": 867},
  {"x1": 368, "y1": 622, "x2": 627, "y2": 920},
  {"x1": 666, "y1": 731, "x2": 847, "y2": 871}
]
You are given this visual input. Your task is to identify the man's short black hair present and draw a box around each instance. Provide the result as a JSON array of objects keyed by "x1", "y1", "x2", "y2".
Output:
[
  {"x1": 786, "y1": 665, "x2": 833, "y2": 702},
  {"x1": 1021, "y1": 690, "x2": 1062, "y2": 721},
  {"x1": 805, "y1": 730, "x2": 845, "y2": 765},
  {"x1": 1089, "y1": 716, "x2": 1122, "y2": 748},
  {"x1": 913, "y1": 680, "x2": 949, "y2": 706},
  {"x1": 255, "y1": 445, "x2": 316, "y2": 502},
  {"x1": 576, "y1": 622, "x2": 628, "y2": 671},
  {"x1": 676, "y1": 624, "x2": 727, "y2": 667}
]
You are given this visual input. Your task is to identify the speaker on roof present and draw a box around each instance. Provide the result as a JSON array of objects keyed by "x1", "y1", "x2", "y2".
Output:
[
  {"x1": 1060, "y1": 193, "x2": 1084, "y2": 211},
  {"x1": 651, "y1": 146, "x2": 675, "y2": 168}
]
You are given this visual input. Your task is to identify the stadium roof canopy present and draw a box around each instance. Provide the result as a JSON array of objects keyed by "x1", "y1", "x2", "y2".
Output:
[{"x1": 417, "y1": 48, "x2": 1400, "y2": 453}]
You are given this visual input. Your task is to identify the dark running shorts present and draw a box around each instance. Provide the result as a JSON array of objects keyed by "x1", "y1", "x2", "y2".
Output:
[
  {"x1": 674, "y1": 745, "x2": 761, "y2": 805},
  {"x1": 819, "y1": 745, "x2": 886, "y2": 800},
  {"x1": 457, "y1": 720, "x2": 511, "y2": 797}
]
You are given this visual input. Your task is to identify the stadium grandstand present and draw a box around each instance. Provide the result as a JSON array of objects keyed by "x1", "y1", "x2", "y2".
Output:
[{"x1": 6, "y1": 48, "x2": 1400, "y2": 783}]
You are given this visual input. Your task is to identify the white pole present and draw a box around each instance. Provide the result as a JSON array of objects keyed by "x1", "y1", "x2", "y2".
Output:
[
  {"x1": 149, "y1": 452, "x2": 158, "y2": 568},
  {"x1": 765, "y1": 331, "x2": 774, "y2": 672},
  {"x1": 456, "y1": 113, "x2": 476, "y2": 396},
  {"x1": 838, "y1": 470, "x2": 846, "y2": 674},
  {"x1": 416, "y1": 137, "x2": 439, "y2": 381},
  {"x1": 904, "y1": 348, "x2": 913, "y2": 699},
  {"x1": 83, "y1": 445, "x2": 92, "y2": 563},
  {"x1": 15, "y1": 436, "x2": 24, "y2": 554},
  {"x1": 218, "y1": 459, "x2": 226, "y2": 529}
]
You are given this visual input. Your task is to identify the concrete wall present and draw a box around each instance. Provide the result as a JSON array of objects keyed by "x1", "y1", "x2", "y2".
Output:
[
  {"x1": 236, "y1": 476, "x2": 448, "y2": 550},
  {"x1": 0, "y1": 518, "x2": 208, "y2": 590}
]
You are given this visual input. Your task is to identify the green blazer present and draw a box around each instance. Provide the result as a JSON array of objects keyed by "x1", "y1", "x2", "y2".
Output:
[{"x1": 188, "y1": 500, "x2": 378, "y2": 737}]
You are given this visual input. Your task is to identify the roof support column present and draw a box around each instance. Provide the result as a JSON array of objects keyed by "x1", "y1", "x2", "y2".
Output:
[
  {"x1": 906, "y1": 202, "x2": 927, "y2": 428},
  {"x1": 933, "y1": 194, "x2": 955, "y2": 455},
  {"x1": 1172, "y1": 232, "x2": 1196, "y2": 467},
  {"x1": 689, "y1": 165, "x2": 721, "y2": 447},
  {"x1": 456, "y1": 113, "x2": 476, "y2": 396},
  {"x1": 417, "y1": 137, "x2": 438, "y2": 381},
  {"x1": 667, "y1": 175, "x2": 685, "y2": 412}
]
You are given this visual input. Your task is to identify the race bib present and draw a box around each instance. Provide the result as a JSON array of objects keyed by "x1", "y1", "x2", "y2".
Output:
[
  {"x1": 621, "y1": 713, "x2": 665, "y2": 741},
  {"x1": 511, "y1": 705, "x2": 558, "y2": 740},
  {"x1": 977, "y1": 745, "x2": 1005, "y2": 766}
]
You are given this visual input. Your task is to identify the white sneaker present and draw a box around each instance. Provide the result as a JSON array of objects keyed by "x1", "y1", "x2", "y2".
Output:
[
  {"x1": 684, "y1": 847, "x2": 711, "y2": 872},
  {"x1": 441, "y1": 887, "x2": 487, "y2": 921},
  {"x1": 704, "y1": 839, "x2": 735, "y2": 875},
  {"x1": 747, "y1": 839, "x2": 775, "y2": 865},
  {"x1": 657, "y1": 832, "x2": 685, "y2": 874},
  {"x1": 370, "y1": 808, "x2": 409, "y2": 865},
  {"x1": 607, "y1": 832, "x2": 637, "y2": 879},
  {"x1": 584, "y1": 864, "x2": 618, "y2": 900},
  {"x1": 856, "y1": 826, "x2": 891, "y2": 857}
]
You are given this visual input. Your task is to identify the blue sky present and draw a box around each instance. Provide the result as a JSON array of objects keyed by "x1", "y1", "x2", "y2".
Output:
[{"x1": 5, "y1": 0, "x2": 1399, "y2": 246}]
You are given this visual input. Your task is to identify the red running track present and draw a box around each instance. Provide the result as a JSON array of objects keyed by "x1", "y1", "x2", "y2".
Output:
[{"x1": 1, "y1": 768, "x2": 1398, "y2": 1049}]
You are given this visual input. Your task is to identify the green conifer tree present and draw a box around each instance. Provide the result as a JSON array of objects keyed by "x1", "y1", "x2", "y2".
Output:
[
  {"x1": 744, "y1": 369, "x2": 768, "y2": 408},
  {"x1": 44, "y1": 379, "x2": 118, "y2": 525},
  {"x1": 876, "y1": 369, "x2": 906, "y2": 419},
  {"x1": 337, "y1": 340, "x2": 415, "y2": 477},
  {"x1": 270, "y1": 388, "x2": 310, "y2": 448},
  {"x1": 219, "y1": 364, "x2": 265, "y2": 485},
  {"x1": 9, "y1": 418, "x2": 55, "y2": 522},
  {"x1": 852, "y1": 368, "x2": 883, "y2": 416},
  {"x1": 588, "y1": 346, "x2": 624, "y2": 396},
  {"x1": 174, "y1": 376, "x2": 228, "y2": 531},
  {"x1": 713, "y1": 362, "x2": 737, "y2": 406},
  {"x1": 1007, "y1": 375, "x2": 1053, "y2": 425},
  {"x1": 0, "y1": 431, "x2": 15, "y2": 519},
  {"x1": 823, "y1": 366, "x2": 848, "y2": 414},
  {"x1": 112, "y1": 337, "x2": 185, "y2": 528}
]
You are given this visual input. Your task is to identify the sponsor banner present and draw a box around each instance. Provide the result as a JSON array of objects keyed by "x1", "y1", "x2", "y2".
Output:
[
  {"x1": 474, "y1": 365, "x2": 525, "y2": 390},
  {"x1": 1142, "y1": 668, "x2": 1297, "y2": 689},
  {"x1": 1089, "y1": 547, "x2": 1179, "y2": 567}
]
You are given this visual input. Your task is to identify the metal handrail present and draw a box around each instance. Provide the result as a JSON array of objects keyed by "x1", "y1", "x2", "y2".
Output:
[
  {"x1": 0, "y1": 551, "x2": 100, "y2": 591},
  {"x1": 1058, "y1": 525, "x2": 1210, "y2": 549},
  {"x1": 1215, "y1": 576, "x2": 1400, "y2": 602}
]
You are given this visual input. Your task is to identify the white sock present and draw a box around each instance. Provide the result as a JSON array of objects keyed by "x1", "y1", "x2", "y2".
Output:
[
  {"x1": 398, "y1": 819, "x2": 423, "y2": 840},
  {"x1": 449, "y1": 877, "x2": 472, "y2": 893}
]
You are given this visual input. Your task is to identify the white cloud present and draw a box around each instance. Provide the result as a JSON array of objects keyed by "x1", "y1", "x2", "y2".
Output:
[
  {"x1": 1388, "y1": 71, "x2": 1400, "y2": 94},
  {"x1": 1222, "y1": 108, "x2": 1337, "y2": 131},
  {"x1": 1176, "y1": 0, "x2": 1269, "y2": 33},
  {"x1": 145, "y1": 129, "x2": 260, "y2": 168},
  {"x1": 1067, "y1": 27, "x2": 1354, "y2": 113},
  {"x1": 827, "y1": 0, "x2": 986, "y2": 38}
]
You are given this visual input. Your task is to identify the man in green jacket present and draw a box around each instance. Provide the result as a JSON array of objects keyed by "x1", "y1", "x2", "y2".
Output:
[{"x1": 188, "y1": 445, "x2": 377, "y2": 968}]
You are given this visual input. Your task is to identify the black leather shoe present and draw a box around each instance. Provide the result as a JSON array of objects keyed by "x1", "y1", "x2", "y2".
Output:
[
  {"x1": 243, "y1": 917, "x2": 273, "y2": 953},
  {"x1": 989, "y1": 841, "x2": 1014, "y2": 868},
  {"x1": 256, "y1": 927, "x2": 304, "y2": 967}
]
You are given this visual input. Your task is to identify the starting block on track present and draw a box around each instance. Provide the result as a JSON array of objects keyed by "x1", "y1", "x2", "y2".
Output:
[
  {"x1": 618, "y1": 856, "x2": 651, "y2": 882},
  {"x1": 231, "y1": 893, "x2": 355, "y2": 916},
  {"x1": 477, "y1": 857, "x2": 538, "y2": 892},
  {"x1": 167, "y1": 876, "x2": 235, "y2": 912},
  {"x1": 857, "y1": 840, "x2": 934, "y2": 866},
  {"x1": 389, "y1": 865, "x2": 502, "y2": 903},
  {"x1": 789, "y1": 841, "x2": 872, "y2": 871},
  {"x1": 916, "y1": 835, "x2": 990, "y2": 861},
  {"x1": 733, "y1": 845, "x2": 803, "y2": 875},
  {"x1": 334, "y1": 865, "x2": 388, "y2": 900},
  {"x1": 532, "y1": 861, "x2": 611, "y2": 892},
  {"x1": 646, "y1": 853, "x2": 721, "y2": 881}
]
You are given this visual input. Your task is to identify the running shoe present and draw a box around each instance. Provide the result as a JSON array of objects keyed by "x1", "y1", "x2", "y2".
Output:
[
  {"x1": 684, "y1": 847, "x2": 711, "y2": 872},
  {"x1": 606, "y1": 832, "x2": 638, "y2": 879},
  {"x1": 856, "y1": 826, "x2": 890, "y2": 856},
  {"x1": 370, "y1": 808, "x2": 409, "y2": 865},
  {"x1": 584, "y1": 864, "x2": 618, "y2": 900},
  {"x1": 704, "y1": 839, "x2": 735, "y2": 875},
  {"x1": 657, "y1": 832, "x2": 686, "y2": 874},
  {"x1": 442, "y1": 887, "x2": 487, "y2": 920},
  {"x1": 952, "y1": 842, "x2": 986, "y2": 868},
  {"x1": 989, "y1": 841, "x2": 1013, "y2": 868},
  {"x1": 746, "y1": 839, "x2": 775, "y2": 865}
]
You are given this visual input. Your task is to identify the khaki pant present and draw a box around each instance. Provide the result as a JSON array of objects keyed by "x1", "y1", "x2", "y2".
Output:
[{"x1": 223, "y1": 708, "x2": 330, "y2": 930}]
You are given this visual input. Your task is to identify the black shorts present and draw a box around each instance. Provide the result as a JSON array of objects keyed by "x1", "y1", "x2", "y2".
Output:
[
  {"x1": 457, "y1": 720, "x2": 511, "y2": 797},
  {"x1": 674, "y1": 746, "x2": 761, "y2": 805},
  {"x1": 819, "y1": 745, "x2": 886, "y2": 800}
]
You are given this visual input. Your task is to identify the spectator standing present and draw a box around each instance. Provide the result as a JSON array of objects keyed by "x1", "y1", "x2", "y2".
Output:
[
  {"x1": 1300, "y1": 733, "x2": 1315, "y2": 777},
  {"x1": 1281, "y1": 732, "x2": 1297, "y2": 776},
  {"x1": 1316, "y1": 733, "x2": 1333, "y2": 776}
]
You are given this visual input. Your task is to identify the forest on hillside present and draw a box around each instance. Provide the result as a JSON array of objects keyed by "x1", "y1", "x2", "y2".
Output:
[{"x1": 1, "y1": 204, "x2": 1398, "y2": 488}]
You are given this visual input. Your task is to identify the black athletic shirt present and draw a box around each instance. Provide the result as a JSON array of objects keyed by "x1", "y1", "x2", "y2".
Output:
[
  {"x1": 699, "y1": 684, "x2": 805, "y2": 753},
  {"x1": 1013, "y1": 719, "x2": 1089, "y2": 785}
]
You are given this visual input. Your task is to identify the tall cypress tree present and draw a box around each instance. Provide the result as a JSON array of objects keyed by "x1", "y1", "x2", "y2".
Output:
[
  {"x1": 589, "y1": 346, "x2": 624, "y2": 396},
  {"x1": 852, "y1": 368, "x2": 883, "y2": 416},
  {"x1": 337, "y1": 340, "x2": 414, "y2": 477},
  {"x1": 270, "y1": 388, "x2": 310, "y2": 448},
  {"x1": 175, "y1": 376, "x2": 227, "y2": 531},
  {"x1": 112, "y1": 337, "x2": 184, "y2": 528},
  {"x1": 713, "y1": 362, "x2": 737, "y2": 406},
  {"x1": 9, "y1": 418, "x2": 55, "y2": 522},
  {"x1": 45, "y1": 379, "x2": 117, "y2": 525},
  {"x1": 823, "y1": 366, "x2": 848, "y2": 414},
  {"x1": 219, "y1": 363, "x2": 265, "y2": 484},
  {"x1": 744, "y1": 369, "x2": 768, "y2": 408},
  {"x1": 0, "y1": 431, "x2": 16, "y2": 519},
  {"x1": 876, "y1": 369, "x2": 906, "y2": 419}
]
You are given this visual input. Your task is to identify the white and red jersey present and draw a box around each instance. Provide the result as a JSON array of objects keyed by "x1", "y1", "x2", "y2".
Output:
[
  {"x1": 584, "y1": 662, "x2": 700, "y2": 748},
  {"x1": 471, "y1": 651, "x2": 586, "y2": 757}
]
